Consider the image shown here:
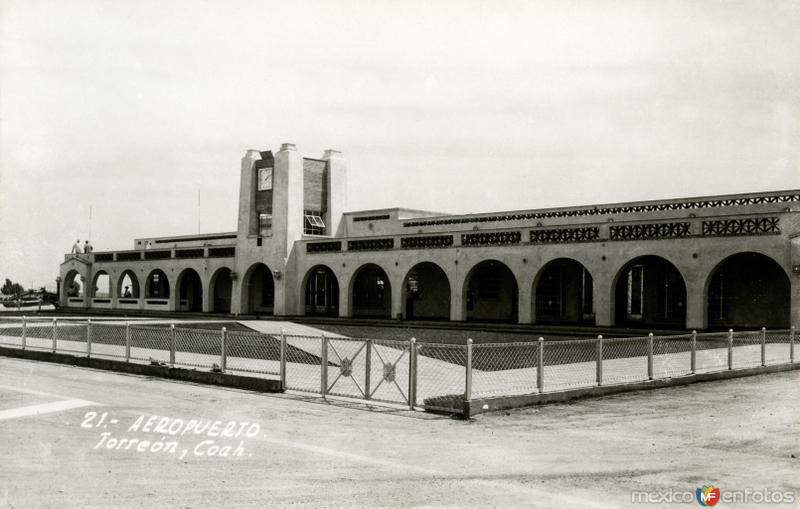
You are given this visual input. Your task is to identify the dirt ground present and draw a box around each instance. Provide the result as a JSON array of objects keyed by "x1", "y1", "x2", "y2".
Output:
[{"x1": 0, "y1": 357, "x2": 798, "y2": 508}]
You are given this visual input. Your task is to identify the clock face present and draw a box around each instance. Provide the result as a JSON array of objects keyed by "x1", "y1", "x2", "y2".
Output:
[{"x1": 257, "y1": 167, "x2": 273, "y2": 191}]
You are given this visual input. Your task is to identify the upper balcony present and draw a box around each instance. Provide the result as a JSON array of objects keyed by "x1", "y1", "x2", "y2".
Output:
[{"x1": 63, "y1": 245, "x2": 236, "y2": 264}]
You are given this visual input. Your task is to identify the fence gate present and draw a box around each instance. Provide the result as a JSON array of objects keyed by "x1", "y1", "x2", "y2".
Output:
[
  {"x1": 324, "y1": 337, "x2": 368, "y2": 399},
  {"x1": 323, "y1": 338, "x2": 413, "y2": 408}
]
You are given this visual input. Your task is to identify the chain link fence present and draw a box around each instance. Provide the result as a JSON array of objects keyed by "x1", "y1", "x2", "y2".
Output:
[
  {"x1": 542, "y1": 338, "x2": 598, "y2": 391},
  {"x1": 652, "y1": 333, "x2": 693, "y2": 379},
  {"x1": 602, "y1": 336, "x2": 649, "y2": 385},
  {"x1": 283, "y1": 334, "x2": 324, "y2": 394},
  {"x1": 0, "y1": 318, "x2": 796, "y2": 414},
  {"x1": 225, "y1": 330, "x2": 281, "y2": 377},
  {"x1": 471, "y1": 342, "x2": 538, "y2": 399},
  {"x1": 416, "y1": 342, "x2": 466, "y2": 412}
]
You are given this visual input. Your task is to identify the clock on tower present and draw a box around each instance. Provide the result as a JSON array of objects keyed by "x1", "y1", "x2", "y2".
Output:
[{"x1": 257, "y1": 167, "x2": 273, "y2": 191}]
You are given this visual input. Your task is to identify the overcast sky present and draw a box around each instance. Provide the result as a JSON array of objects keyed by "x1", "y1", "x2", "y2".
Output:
[{"x1": 1, "y1": 0, "x2": 798, "y2": 290}]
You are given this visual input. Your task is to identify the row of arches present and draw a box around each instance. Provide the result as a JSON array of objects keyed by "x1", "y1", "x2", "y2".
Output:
[
  {"x1": 64, "y1": 252, "x2": 791, "y2": 328},
  {"x1": 303, "y1": 252, "x2": 790, "y2": 328},
  {"x1": 66, "y1": 267, "x2": 237, "y2": 313}
]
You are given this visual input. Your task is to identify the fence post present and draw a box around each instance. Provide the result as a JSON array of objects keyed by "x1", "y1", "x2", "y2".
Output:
[
  {"x1": 408, "y1": 338, "x2": 417, "y2": 410},
  {"x1": 790, "y1": 326, "x2": 795, "y2": 365},
  {"x1": 364, "y1": 338, "x2": 372, "y2": 400},
  {"x1": 690, "y1": 330, "x2": 697, "y2": 374},
  {"x1": 21, "y1": 316, "x2": 27, "y2": 350},
  {"x1": 125, "y1": 321, "x2": 131, "y2": 362},
  {"x1": 52, "y1": 318, "x2": 57, "y2": 353},
  {"x1": 87, "y1": 319, "x2": 92, "y2": 358},
  {"x1": 321, "y1": 333, "x2": 328, "y2": 397},
  {"x1": 596, "y1": 335, "x2": 603, "y2": 386},
  {"x1": 220, "y1": 327, "x2": 227, "y2": 372},
  {"x1": 465, "y1": 338, "x2": 473, "y2": 402},
  {"x1": 760, "y1": 327, "x2": 766, "y2": 367},
  {"x1": 727, "y1": 329, "x2": 733, "y2": 370},
  {"x1": 537, "y1": 337, "x2": 544, "y2": 393},
  {"x1": 279, "y1": 328, "x2": 287, "y2": 389},
  {"x1": 647, "y1": 333, "x2": 654, "y2": 380},
  {"x1": 169, "y1": 324, "x2": 176, "y2": 367}
]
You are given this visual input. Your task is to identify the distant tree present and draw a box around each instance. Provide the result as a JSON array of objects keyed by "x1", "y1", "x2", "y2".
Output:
[{"x1": 1, "y1": 279, "x2": 25, "y2": 296}]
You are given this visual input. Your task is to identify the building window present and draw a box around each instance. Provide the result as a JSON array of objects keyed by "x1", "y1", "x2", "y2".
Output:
[
  {"x1": 582, "y1": 267, "x2": 594, "y2": 315},
  {"x1": 627, "y1": 265, "x2": 644, "y2": 318},
  {"x1": 304, "y1": 210, "x2": 326, "y2": 235},
  {"x1": 406, "y1": 273, "x2": 420, "y2": 296},
  {"x1": 259, "y1": 213, "x2": 272, "y2": 237}
]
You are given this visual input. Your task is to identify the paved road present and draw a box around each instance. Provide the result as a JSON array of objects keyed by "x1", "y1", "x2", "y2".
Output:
[{"x1": 0, "y1": 357, "x2": 798, "y2": 508}]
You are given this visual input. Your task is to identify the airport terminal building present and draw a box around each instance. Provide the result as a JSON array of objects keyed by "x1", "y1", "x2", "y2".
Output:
[{"x1": 60, "y1": 143, "x2": 800, "y2": 330}]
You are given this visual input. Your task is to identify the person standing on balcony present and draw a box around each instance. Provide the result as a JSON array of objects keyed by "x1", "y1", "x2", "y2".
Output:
[
  {"x1": 71, "y1": 240, "x2": 82, "y2": 255},
  {"x1": 84, "y1": 240, "x2": 93, "y2": 254}
]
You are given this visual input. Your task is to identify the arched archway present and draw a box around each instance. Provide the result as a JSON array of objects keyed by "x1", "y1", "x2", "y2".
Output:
[
  {"x1": 242, "y1": 263, "x2": 274, "y2": 315},
  {"x1": 707, "y1": 252, "x2": 790, "y2": 328},
  {"x1": 64, "y1": 270, "x2": 83, "y2": 298},
  {"x1": 403, "y1": 262, "x2": 450, "y2": 320},
  {"x1": 614, "y1": 256, "x2": 686, "y2": 327},
  {"x1": 534, "y1": 258, "x2": 594, "y2": 324},
  {"x1": 464, "y1": 260, "x2": 518, "y2": 322},
  {"x1": 118, "y1": 270, "x2": 140, "y2": 298},
  {"x1": 304, "y1": 265, "x2": 339, "y2": 316},
  {"x1": 177, "y1": 268, "x2": 203, "y2": 312},
  {"x1": 90, "y1": 271, "x2": 111, "y2": 298},
  {"x1": 210, "y1": 267, "x2": 233, "y2": 313},
  {"x1": 145, "y1": 269, "x2": 170, "y2": 299},
  {"x1": 350, "y1": 264, "x2": 391, "y2": 318}
]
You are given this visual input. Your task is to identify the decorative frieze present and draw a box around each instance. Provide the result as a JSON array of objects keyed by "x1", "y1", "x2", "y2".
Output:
[
  {"x1": 144, "y1": 250, "x2": 172, "y2": 260},
  {"x1": 702, "y1": 217, "x2": 780, "y2": 237},
  {"x1": 348, "y1": 238, "x2": 394, "y2": 251},
  {"x1": 353, "y1": 214, "x2": 390, "y2": 223},
  {"x1": 530, "y1": 227, "x2": 599, "y2": 244},
  {"x1": 400, "y1": 235, "x2": 454, "y2": 249},
  {"x1": 175, "y1": 248, "x2": 204, "y2": 259},
  {"x1": 610, "y1": 222, "x2": 691, "y2": 241},
  {"x1": 403, "y1": 193, "x2": 800, "y2": 228},
  {"x1": 116, "y1": 252, "x2": 142, "y2": 262},
  {"x1": 207, "y1": 247, "x2": 235, "y2": 258},
  {"x1": 461, "y1": 231, "x2": 521, "y2": 247},
  {"x1": 307, "y1": 241, "x2": 342, "y2": 253}
]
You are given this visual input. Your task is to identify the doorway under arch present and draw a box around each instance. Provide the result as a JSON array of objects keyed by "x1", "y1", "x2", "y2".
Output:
[
  {"x1": 210, "y1": 267, "x2": 233, "y2": 313},
  {"x1": 242, "y1": 263, "x2": 274, "y2": 315},
  {"x1": 351, "y1": 264, "x2": 391, "y2": 318},
  {"x1": 403, "y1": 262, "x2": 450, "y2": 320},
  {"x1": 304, "y1": 265, "x2": 339, "y2": 316},
  {"x1": 177, "y1": 269, "x2": 203, "y2": 312},
  {"x1": 464, "y1": 260, "x2": 518, "y2": 323},
  {"x1": 534, "y1": 258, "x2": 594, "y2": 325},
  {"x1": 145, "y1": 269, "x2": 170, "y2": 299},
  {"x1": 707, "y1": 252, "x2": 790, "y2": 329},
  {"x1": 613, "y1": 256, "x2": 686, "y2": 327}
]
